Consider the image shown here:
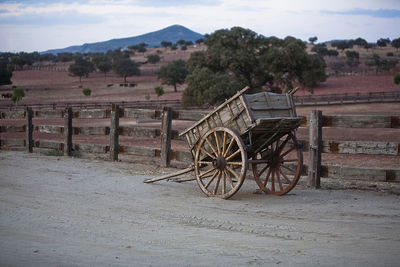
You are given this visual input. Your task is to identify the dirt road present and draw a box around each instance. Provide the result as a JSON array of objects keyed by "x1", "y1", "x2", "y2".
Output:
[{"x1": 1, "y1": 151, "x2": 400, "y2": 266}]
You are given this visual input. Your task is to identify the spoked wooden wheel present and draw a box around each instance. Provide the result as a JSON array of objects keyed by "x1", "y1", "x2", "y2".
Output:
[
  {"x1": 252, "y1": 132, "x2": 303, "y2": 195},
  {"x1": 194, "y1": 127, "x2": 248, "y2": 199}
]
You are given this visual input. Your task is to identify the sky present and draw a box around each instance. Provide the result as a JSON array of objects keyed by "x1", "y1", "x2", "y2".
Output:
[{"x1": 0, "y1": 0, "x2": 399, "y2": 52}]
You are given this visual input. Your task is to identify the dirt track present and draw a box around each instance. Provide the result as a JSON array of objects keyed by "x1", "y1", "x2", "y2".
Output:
[{"x1": 1, "y1": 151, "x2": 400, "y2": 266}]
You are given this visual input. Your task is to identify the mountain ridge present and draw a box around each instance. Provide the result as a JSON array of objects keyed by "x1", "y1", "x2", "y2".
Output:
[{"x1": 43, "y1": 25, "x2": 204, "y2": 54}]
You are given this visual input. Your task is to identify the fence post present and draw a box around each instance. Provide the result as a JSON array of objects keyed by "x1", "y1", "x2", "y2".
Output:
[
  {"x1": 308, "y1": 110, "x2": 322, "y2": 188},
  {"x1": 161, "y1": 106, "x2": 172, "y2": 167},
  {"x1": 26, "y1": 107, "x2": 33, "y2": 153},
  {"x1": 110, "y1": 104, "x2": 120, "y2": 161},
  {"x1": 64, "y1": 107, "x2": 73, "y2": 156}
]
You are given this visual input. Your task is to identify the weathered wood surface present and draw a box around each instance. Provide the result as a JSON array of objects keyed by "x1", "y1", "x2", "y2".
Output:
[
  {"x1": 143, "y1": 165, "x2": 194, "y2": 183},
  {"x1": 308, "y1": 110, "x2": 322, "y2": 188},
  {"x1": 110, "y1": 104, "x2": 119, "y2": 161},
  {"x1": 26, "y1": 107, "x2": 33, "y2": 153},
  {"x1": 244, "y1": 92, "x2": 295, "y2": 119},
  {"x1": 123, "y1": 108, "x2": 156, "y2": 119},
  {"x1": 79, "y1": 109, "x2": 108, "y2": 119},
  {"x1": 38, "y1": 125, "x2": 63, "y2": 134},
  {"x1": 1, "y1": 110, "x2": 25, "y2": 119},
  {"x1": 323, "y1": 140, "x2": 399, "y2": 155},
  {"x1": 321, "y1": 165, "x2": 400, "y2": 182},
  {"x1": 161, "y1": 107, "x2": 172, "y2": 167},
  {"x1": 180, "y1": 87, "x2": 253, "y2": 149},
  {"x1": 64, "y1": 107, "x2": 73, "y2": 156},
  {"x1": 36, "y1": 110, "x2": 63, "y2": 118},
  {"x1": 322, "y1": 115, "x2": 399, "y2": 128},
  {"x1": 75, "y1": 126, "x2": 109, "y2": 135}
]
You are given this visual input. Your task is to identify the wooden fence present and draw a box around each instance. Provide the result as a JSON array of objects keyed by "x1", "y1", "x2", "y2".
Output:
[
  {"x1": 1, "y1": 91, "x2": 399, "y2": 111},
  {"x1": 1, "y1": 107, "x2": 399, "y2": 187},
  {"x1": 294, "y1": 91, "x2": 400, "y2": 106}
]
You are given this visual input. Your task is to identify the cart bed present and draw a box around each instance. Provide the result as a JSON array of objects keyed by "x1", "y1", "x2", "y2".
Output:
[{"x1": 180, "y1": 87, "x2": 302, "y2": 156}]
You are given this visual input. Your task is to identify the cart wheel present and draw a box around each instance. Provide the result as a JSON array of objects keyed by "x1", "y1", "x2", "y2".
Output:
[
  {"x1": 194, "y1": 127, "x2": 248, "y2": 199},
  {"x1": 252, "y1": 132, "x2": 303, "y2": 195}
]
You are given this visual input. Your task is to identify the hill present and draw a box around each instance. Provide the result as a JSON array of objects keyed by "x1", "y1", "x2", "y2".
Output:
[{"x1": 43, "y1": 25, "x2": 204, "y2": 54}]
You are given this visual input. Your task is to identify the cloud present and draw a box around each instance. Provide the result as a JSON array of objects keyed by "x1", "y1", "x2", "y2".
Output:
[
  {"x1": 0, "y1": 10, "x2": 104, "y2": 25},
  {"x1": 321, "y1": 8, "x2": 400, "y2": 18}
]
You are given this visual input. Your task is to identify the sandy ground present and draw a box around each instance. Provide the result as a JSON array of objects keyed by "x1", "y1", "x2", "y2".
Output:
[{"x1": 1, "y1": 151, "x2": 400, "y2": 266}]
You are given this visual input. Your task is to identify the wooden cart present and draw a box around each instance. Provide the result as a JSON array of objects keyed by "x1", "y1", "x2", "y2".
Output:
[{"x1": 145, "y1": 86, "x2": 304, "y2": 199}]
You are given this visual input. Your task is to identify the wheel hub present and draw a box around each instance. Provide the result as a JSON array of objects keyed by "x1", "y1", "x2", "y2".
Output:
[
  {"x1": 270, "y1": 155, "x2": 281, "y2": 168},
  {"x1": 213, "y1": 156, "x2": 227, "y2": 170}
]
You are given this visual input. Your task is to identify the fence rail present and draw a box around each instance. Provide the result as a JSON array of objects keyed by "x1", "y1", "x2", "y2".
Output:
[
  {"x1": 294, "y1": 91, "x2": 400, "y2": 106},
  {"x1": 1, "y1": 91, "x2": 399, "y2": 111}
]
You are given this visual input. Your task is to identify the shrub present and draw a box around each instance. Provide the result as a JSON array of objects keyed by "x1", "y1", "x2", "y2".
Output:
[
  {"x1": 145, "y1": 93, "x2": 151, "y2": 101},
  {"x1": 82, "y1": 88, "x2": 91, "y2": 96},
  {"x1": 387, "y1": 52, "x2": 394, "y2": 57},
  {"x1": 394, "y1": 73, "x2": 400, "y2": 85},
  {"x1": 11, "y1": 87, "x2": 24, "y2": 103},
  {"x1": 154, "y1": 86, "x2": 164, "y2": 97}
]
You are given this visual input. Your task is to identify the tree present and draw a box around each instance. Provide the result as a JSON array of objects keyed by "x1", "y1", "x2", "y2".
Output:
[
  {"x1": 92, "y1": 54, "x2": 112, "y2": 78},
  {"x1": 354, "y1": 37, "x2": 368, "y2": 47},
  {"x1": 112, "y1": 57, "x2": 140, "y2": 83},
  {"x1": 345, "y1": 50, "x2": 360, "y2": 71},
  {"x1": 183, "y1": 27, "x2": 327, "y2": 105},
  {"x1": 331, "y1": 40, "x2": 352, "y2": 51},
  {"x1": 11, "y1": 87, "x2": 24, "y2": 103},
  {"x1": 161, "y1": 41, "x2": 172, "y2": 48},
  {"x1": 0, "y1": 68, "x2": 12, "y2": 85},
  {"x1": 146, "y1": 54, "x2": 160, "y2": 64},
  {"x1": 156, "y1": 59, "x2": 188, "y2": 92},
  {"x1": 68, "y1": 57, "x2": 94, "y2": 82},
  {"x1": 177, "y1": 39, "x2": 186, "y2": 46},
  {"x1": 366, "y1": 54, "x2": 398, "y2": 73},
  {"x1": 0, "y1": 57, "x2": 12, "y2": 85},
  {"x1": 308, "y1": 36, "x2": 318, "y2": 45},
  {"x1": 182, "y1": 67, "x2": 245, "y2": 107},
  {"x1": 195, "y1": 38, "x2": 204, "y2": 44},
  {"x1": 377, "y1": 38, "x2": 390, "y2": 48},
  {"x1": 392, "y1": 38, "x2": 400, "y2": 51}
]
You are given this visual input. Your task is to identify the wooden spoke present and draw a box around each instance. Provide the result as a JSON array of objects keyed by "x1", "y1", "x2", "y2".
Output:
[
  {"x1": 205, "y1": 136, "x2": 218, "y2": 156},
  {"x1": 280, "y1": 159, "x2": 298, "y2": 163},
  {"x1": 263, "y1": 167, "x2": 272, "y2": 187},
  {"x1": 276, "y1": 168, "x2": 284, "y2": 192},
  {"x1": 226, "y1": 165, "x2": 240, "y2": 180},
  {"x1": 279, "y1": 169, "x2": 292, "y2": 184},
  {"x1": 252, "y1": 133, "x2": 302, "y2": 196},
  {"x1": 199, "y1": 167, "x2": 217, "y2": 178},
  {"x1": 280, "y1": 146, "x2": 296, "y2": 158},
  {"x1": 205, "y1": 170, "x2": 219, "y2": 189},
  {"x1": 223, "y1": 137, "x2": 235, "y2": 157},
  {"x1": 195, "y1": 127, "x2": 247, "y2": 199},
  {"x1": 222, "y1": 131, "x2": 227, "y2": 155},
  {"x1": 281, "y1": 164, "x2": 297, "y2": 174},
  {"x1": 271, "y1": 169, "x2": 275, "y2": 192},
  {"x1": 198, "y1": 161, "x2": 213, "y2": 165},
  {"x1": 213, "y1": 172, "x2": 221, "y2": 194},
  {"x1": 226, "y1": 161, "x2": 243, "y2": 166},
  {"x1": 226, "y1": 148, "x2": 241, "y2": 161},
  {"x1": 222, "y1": 171, "x2": 226, "y2": 195},
  {"x1": 200, "y1": 147, "x2": 216, "y2": 160},
  {"x1": 257, "y1": 163, "x2": 271, "y2": 178},
  {"x1": 214, "y1": 131, "x2": 221, "y2": 155},
  {"x1": 224, "y1": 170, "x2": 235, "y2": 189}
]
